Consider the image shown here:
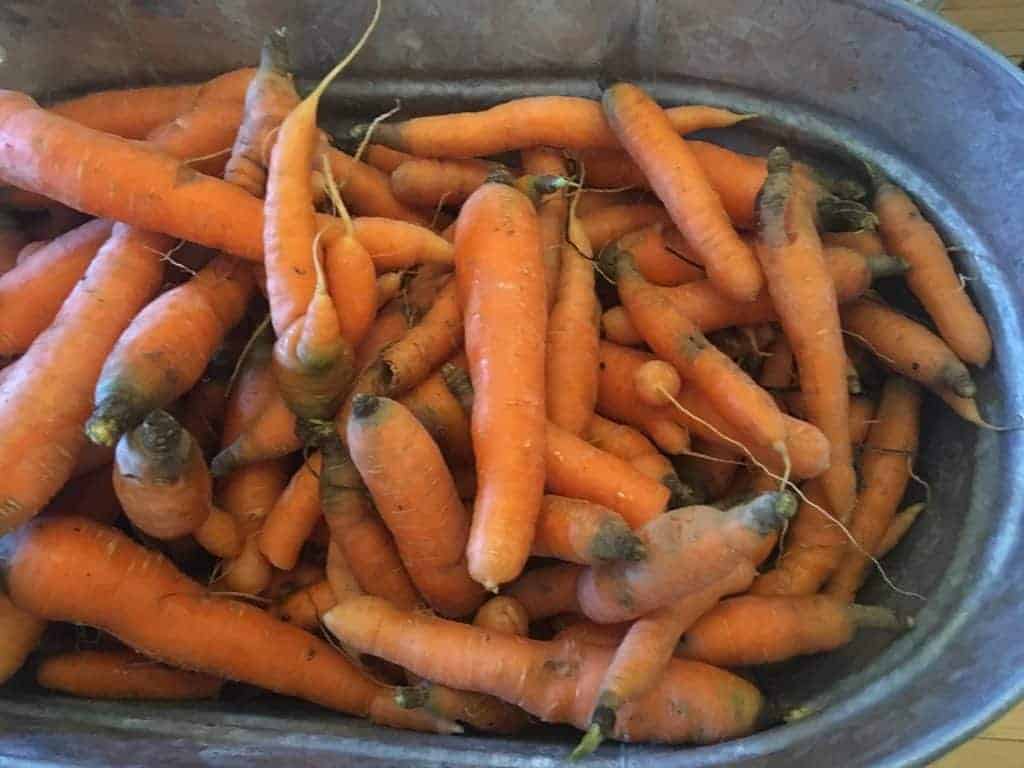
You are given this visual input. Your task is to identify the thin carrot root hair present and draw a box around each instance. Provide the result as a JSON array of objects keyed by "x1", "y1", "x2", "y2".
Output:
[
  {"x1": 658, "y1": 385, "x2": 922, "y2": 600},
  {"x1": 226, "y1": 314, "x2": 271, "y2": 398},
  {"x1": 346, "y1": 101, "x2": 402, "y2": 173},
  {"x1": 908, "y1": 458, "x2": 932, "y2": 506},
  {"x1": 185, "y1": 146, "x2": 233, "y2": 167},
  {"x1": 321, "y1": 155, "x2": 354, "y2": 236}
]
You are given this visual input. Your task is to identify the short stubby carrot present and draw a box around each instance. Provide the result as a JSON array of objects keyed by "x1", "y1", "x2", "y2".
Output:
[
  {"x1": 757, "y1": 147, "x2": 856, "y2": 522},
  {"x1": 348, "y1": 395, "x2": 485, "y2": 617},
  {"x1": 352, "y1": 97, "x2": 751, "y2": 156},
  {"x1": 532, "y1": 495, "x2": 645, "y2": 565},
  {"x1": 0, "y1": 224, "x2": 166, "y2": 535},
  {"x1": 324, "y1": 595, "x2": 765, "y2": 746},
  {"x1": 504, "y1": 563, "x2": 584, "y2": 621},
  {"x1": 872, "y1": 169, "x2": 991, "y2": 366},
  {"x1": 455, "y1": 182, "x2": 547, "y2": 590},
  {"x1": 0, "y1": 218, "x2": 114, "y2": 356},
  {"x1": 7, "y1": 516, "x2": 454, "y2": 733},
  {"x1": 677, "y1": 595, "x2": 909, "y2": 667},
  {"x1": 37, "y1": 649, "x2": 224, "y2": 700},
  {"x1": 603, "y1": 84, "x2": 761, "y2": 302}
]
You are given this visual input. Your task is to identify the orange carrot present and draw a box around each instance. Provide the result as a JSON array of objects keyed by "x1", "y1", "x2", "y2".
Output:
[
  {"x1": 7, "y1": 516, "x2": 454, "y2": 733},
  {"x1": 603, "y1": 84, "x2": 761, "y2": 301},
  {"x1": 522, "y1": 148, "x2": 569, "y2": 308},
  {"x1": 757, "y1": 147, "x2": 856, "y2": 522},
  {"x1": 400, "y1": 368, "x2": 475, "y2": 467},
  {"x1": 474, "y1": 596, "x2": 531, "y2": 638},
  {"x1": 581, "y1": 204, "x2": 671, "y2": 251},
  {"x1": 272, "y1": 579, "x2": 342, "y2": 631},
  {"x1": 0, "y1": 218, "x2": 114, "y2": 355},
  {"x1": 613, "y1": 247, "x2": 789, "y2": 464},
  {"x1": 210, "y1": 386, "x2": 300, "y2": 476},
  {"x1": 826, "y1": 378, "x2": 921, "y2": 602},
  {"x1": 553, "y1": 619, "x2": 631, "y2": 648},
  {"x1": 326, "y1": 148, "x2": 430, "y2": 225},
  {"x1": 348, "y1": 395, "x2": 485, "y2": 616},
  {"x1": 0, "y1": 589, "x2": 46, "y2": 684},
  {"x1": 822, "y1": 229, "x2": 885, "y2": 258},
  {"x1": 38, "y1": 649, "x2": 224, "y2": 700},
  {"x1": 319, "y1": 435, "x2": 422, "y2": 610},
  {"x1": 375, "y1": 271, "x2": 405, "y2": 307},
  {"x1": 532, "y1": 495, "x2": 645, "y2": 565},
  {"x1": 601, "y1": 306, "x2": 645, "y2": 346},
  {"x1": 326, "y1": 540, "x2": 364, "y2": 604},
  {"x1": 0, "y1": 213, "x2": 28, "y2": 275},
  {"x1": 611, "y1": 224, "x2": 705, "y2": 286},
  {"x1": 456, "y1": 182, "x2": 547, "y2": 590},
  {"x1": 324, "y1": 595, "x2": 764, "y2": 745},
  {"x1": 583, "y1": 413, "x2": 658, "y2": 459},
  {"x1": 578, "y1": 493, "x2": 794, "y2": 623},
  {"x1": 677, "y1": 595, "x2": 908, "y2": 666},
  {"x1": 352, "y1": 217, "x2": 454, "y2": 272},
  {"x1": 633, "y1": 360, "x2": 681, "y2": 408},
  {"x1": 875, "y1": 503, "x2": 924, "y2": 559},
  {"x1": 0, "y1": 224, "x2": 167, "y2": 535},
  {"x1": 363, "y1": 144, "x2": 414, "y2": 174},
  {"x1": 759, "y1": 336, "x2": 795, "y2": 389},
  {"x1": 872, "y1": 168, "x2": 991, "y2": 365},
  {"x1": 505, "y1": 564, "x2": 583, "y2": 622},
  {"x1": 258, "y1": 453, "x2": 323, "y2": 572},
  {"x1": 180, "y1": 374, "x2": 230, "y2": 461},
  {"x1": 684, "y1": 437, "x2": 742, "y2": 499},
  {"x1": 390, "y1": 157, "x2": 497, "y2": 209},
  {"x1": 783, "y1": 392, "x2": 877, "y2": 446}
]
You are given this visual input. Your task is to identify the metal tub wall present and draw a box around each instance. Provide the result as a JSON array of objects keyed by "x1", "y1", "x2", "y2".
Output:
[{"x1": 0, "y1": 1, "x2": 1022, "y2": 766}]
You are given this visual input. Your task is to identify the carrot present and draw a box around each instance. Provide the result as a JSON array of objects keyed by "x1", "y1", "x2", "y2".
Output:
[
  {"x1": 760, "y1": 336, "x2": 795, "y2": 389},
  {"x1": 390, "y1": 157, "x2": 497, "y2": 209},
  {"x1": 607, "y1": 223, "x2": 705, "y2": 287},
  {"x1": 325, "y1": 595, "x2": 764, "y2": 745},
  {"x1": 521, "y1": 148, "x2": 570, "y2": 308},
  {"x1": 826, "y1": 378, "x2": 921, "y2": 602},
  {"x1": 822, "y1": 229, "x2": 885, "y2": 258},
  {"x1": 258, "y1": 454, "x2": 323, "y2": 572},
  {"x1": 603, "y1": 84, "x2": 760, "y2": 301},
  {"x1": 0, "y1": 212, "x2": 28, "y2": 275},
  {"x1": 633, "y1": 360, "x2": 681, "y2": 408},
  {"x1": 348, "y1": 395, "x2": 485, "y2": 616},
  {"x1": 546, "y1": 193, "x2": 599, "y2": 434},
  {"x1": 784, "y1": 392, "x2": 877, "y2": 446},
  {"x1": 0, "y1": 223, "x2": 169, "y2": 535},
  {"x1": 399, "y1": 368, "x2": 475, "y2": 467},
  {"x1": 532, "y1": 495, "x2": 645, "y2": 565},
  {"x1": 326, "y1": 149, "x2": 429, "y2": 225},
  {"x1": 750, "y1": 480, "x2": 844, "y2": 595},
  {"x1": 351, "y1": 217, "x2": 454, "y2": 272},
  {"x1": 48, "y1": 68, "x2": 254, "y2": 139},
  {"x1": 600, "y1": 306, "x2": 643, "y2": 346},
  {"x1": 0, "y1": 219, "x2": 114, "y2": 356},
  {"x1": 363, "y1": 144, "x2": 414, "y2": 174},
  {"x1": 553, "y1": 619, "x2": 631, "y2": 648},
  {"x1": 319, "y1": 435, "x2": 421, "y2": 610},
  {"x1": 263, "y1": 563, "x2": 325, "y2": 603},
  {"x1": 598, "y1": 341, "x2": 829, "y2": 477},
  {"x1": 876, "y1": 502, "x2": 925, "y2": 559},
  {"x1": 474, "y1": 596, "x2": 531, "y2": 638},
  {"x1": 210, "y1": 387, "x2": 300, "y2": 476},
  {"x1": 841, "y1": 298, "x2": 976, "y2": 401},
  {"x1": 455, "y1": 182, "x2": 547, "y2": 590},
  {"x1": 580, "y1": 204, "x2": 671, "y2": 251},
  {"x1": 37, "y1": 649, "x2": 224, "y2": 700},
  {"x1": 7, "y1": 516, "x2": 454, "y2": 733},
  {"x1": 180, "y1": 374, "x2": 230, "y2": 461},
  {"x1": 583, "y1": 414, "x2": 657, "y2": 459},
  {"x1": 273, "y1": 579, "x2": 343, "y2": 631},
  {"x1": 613, "y1": 248, "x2": 789, "y2": 464},
  {"x1": 579, "y1": 492, "x2": 794, "y2": 623},
  {"x1": 13, "y1": 239, "x2": 48, "y2": 266},
  {"x1": 354, "y1": 98, "x2": 750, "y2": 156},
  {"x1": 677, "y1": 595, "x2": 909, "y2": 667},
  {"x1": 504, "y1": 563, "x2": 583, "y2": 622},
  {"x1": 0, "y1": 589, "x2": 46, "y2": 684},
  {"x1": 684, "y1": 437, "x2": 742, "y2": 499},
  {"x1": 872, "y1": 168, "x2": 991, "y2": 365},
  {"x1": 757, "y1": 147, "x2": 856, "y2": 522}
]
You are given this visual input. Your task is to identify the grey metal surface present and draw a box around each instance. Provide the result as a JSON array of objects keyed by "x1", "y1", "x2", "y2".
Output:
[{"x1": 0, "y1": 1, "x2": 1022, "y2": 766}]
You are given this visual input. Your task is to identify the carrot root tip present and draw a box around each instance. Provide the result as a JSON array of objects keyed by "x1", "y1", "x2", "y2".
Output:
[
  {"x1": 663, "y1": 473, "x2": 706, "y2": 508},
  {"x1": 209, "y1": 447, "x2": 238, "y2": 478},
  {"x1": 260, "y1": 28, "x2": 291, "y2": 74},
  {"x1": 85, "y1": 397, "x2": 142, "y2": 447},
  {"x1": 591, "y1": 523, "x2": 647, "y2": 563},
  {"x1": 817, "y1": 195, "x2": 878, "y2": 233},
  {"x1": 569, "y1": 722, "x2": 606, "y2": 761},
  {"x1": 394, "y1": 685, "x2": 429, "y2": 710}
]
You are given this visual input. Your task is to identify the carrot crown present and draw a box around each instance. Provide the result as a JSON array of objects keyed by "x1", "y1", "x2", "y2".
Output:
[{"x1": 120, "y1": 410, "x2": 193, "y2": 483}]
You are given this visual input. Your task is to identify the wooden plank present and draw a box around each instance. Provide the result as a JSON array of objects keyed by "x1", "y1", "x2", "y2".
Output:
[
  {"x1": 944, "y1": 7, "x2": 1024, "y2": 30},
  {"x1": 980, "y1": 701, "x2": 1024, "y2": 743},
  {"x1": 943, "y1": 0, "x2": 1023, "y2": 10},
  {"x1": 935, "y1": 736, "x2": 1024, "y2": 767}
]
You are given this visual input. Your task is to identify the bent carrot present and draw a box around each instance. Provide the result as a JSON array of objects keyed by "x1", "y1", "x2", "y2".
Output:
[
  {"x1": 258, "y1": 454, "x2": 323, "y2": 572},
  {"x1": 757, "y1": 147, "x2": 856, "y2": 522},
  {"x1": 504, "y1": 563, "x2": 584, "y2": 622},
  {"x1": 0, "y1": 219, "x2": 114, "y2": 356},
  {"x1": 348, "y1": 395, "x2": 485, "y2": 617},
  {"x1": 320, "y1": 435, "x2": 421, "y2": 610},
  {"x1": 826, "y1": 378, "x2": 921, "y2": 602},
  {"x1": 7, "y1": 516, "x2": 454, "y2": 733},
  {"x1": 354, "y1": 98, "x2": 750, "y2": 156},
  {"x1": 532, "y1": 495, "x2": 645, "y2": 565},
  {"x1": 603, "y1": 83, "x2": 761, "y2": 301},
  {"x1": 325, "y1": 595, "x2": 764, "y2": 745},
  {"x1": 38, "y1": 649, "x2": 223, "y2": 700},
  {"x1": 677, "y1": 595, "x2": 908, "y2": 666},
  {"x1": 456, "y1": 182, "x2": 547, "y2": 590},
  {"x1": 390, "y1": 158, "x2": 497, "y2": 209},
  {"x1": 0, "y1": 590, "x2": 46, "y2": 684},
  {"x1": 580, "y1": 204, "x2": 671, "y2": 251},
  {"x1": 872, "y1": 169, "x2": 991, "y2": 365}
]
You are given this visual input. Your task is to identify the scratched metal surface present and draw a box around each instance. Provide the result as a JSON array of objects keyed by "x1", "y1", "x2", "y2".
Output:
[{"x1": 0, "y1": 1, "x2": 1022, "y2": 766}]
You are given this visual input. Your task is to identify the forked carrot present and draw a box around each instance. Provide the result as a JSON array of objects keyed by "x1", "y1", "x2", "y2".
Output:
[{"x1": 38, "y1": 649, "x2": 224, "y2": 700}]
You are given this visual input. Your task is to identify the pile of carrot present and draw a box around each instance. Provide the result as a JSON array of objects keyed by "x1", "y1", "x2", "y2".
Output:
[{"x1": 0, "y1": 4, "x2": 993, "y2": 758}]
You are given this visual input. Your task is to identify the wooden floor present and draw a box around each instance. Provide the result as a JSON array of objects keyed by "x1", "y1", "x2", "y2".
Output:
[{"x1": 929, "y1": 4, "x2": 1021, "y2": 765}]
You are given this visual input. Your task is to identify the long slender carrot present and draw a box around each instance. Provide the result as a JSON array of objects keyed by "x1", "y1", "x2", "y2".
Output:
[
  {"x1": 842, "y1": 294, "x2": 976, "y2": 404},
  {"x1": 580, "y1": 204, "x2": 671, "y2": 251},
  {"x1": 603, "y1": 84, "x2": 761, "y2": 302},
  {"x1": 348, "y1": 395, "x2": 485, "y2": 616},
  {"x1": 521, "y1": 148, "x2": 569, "y2": 308},
  {"x1": 677, "y1": 595, "x2": 909, "y2": 666},
  {"x1": 326, "y1": 148, "x2": 430, "y2": 225},
  {"x1": 456, "y1": 182, "x2": 547, "y2": 590},
  {"x1": 390, "y1": 157, "x2": 497, "y2": 209},
  {"x1": 0, "y1": 219, "x2": 114, "y2": 355},
  {"x1": 319, "y1": 435, "x2": 421, "y2": 610},
  {"x1": 614, "y1": 248, "x2": 789, "y2": 465},
  {"x1": 324, "y1": 595, "x2": 764, "y2": 745},
  {"x1": 0, "y1": 589, "x2": 46, "y2": 684},
  {"x1": 504, "y1": 563, "x2": 583, "y2": 621},
  {"x1": 7, "y1": 516, "x2": 454, "y2": 733},
  {"x1": 38, "y1": 649, "x2": 224, "y2": 700},
  {"x1": 826, "y1": 378, "x2": 921, "y2": 602},
  {"x1": 258, "y1": 454, "x2": 323, "y2": 572},
  {"x1": 532, "y1": 495, "x2": 645, "y2": 565},
  {"x1": 757, "y1": 147, "x2": 856, "y2": 522},
  {"x1": 0, "y1": 223, "x2": 167, "y2": 535},
  {"x1": 872, "y1": 168, "x2": 991, "y2": 365},
  {"x1": 351, "y1": 217, "x2": 454, "y2": 272}
]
